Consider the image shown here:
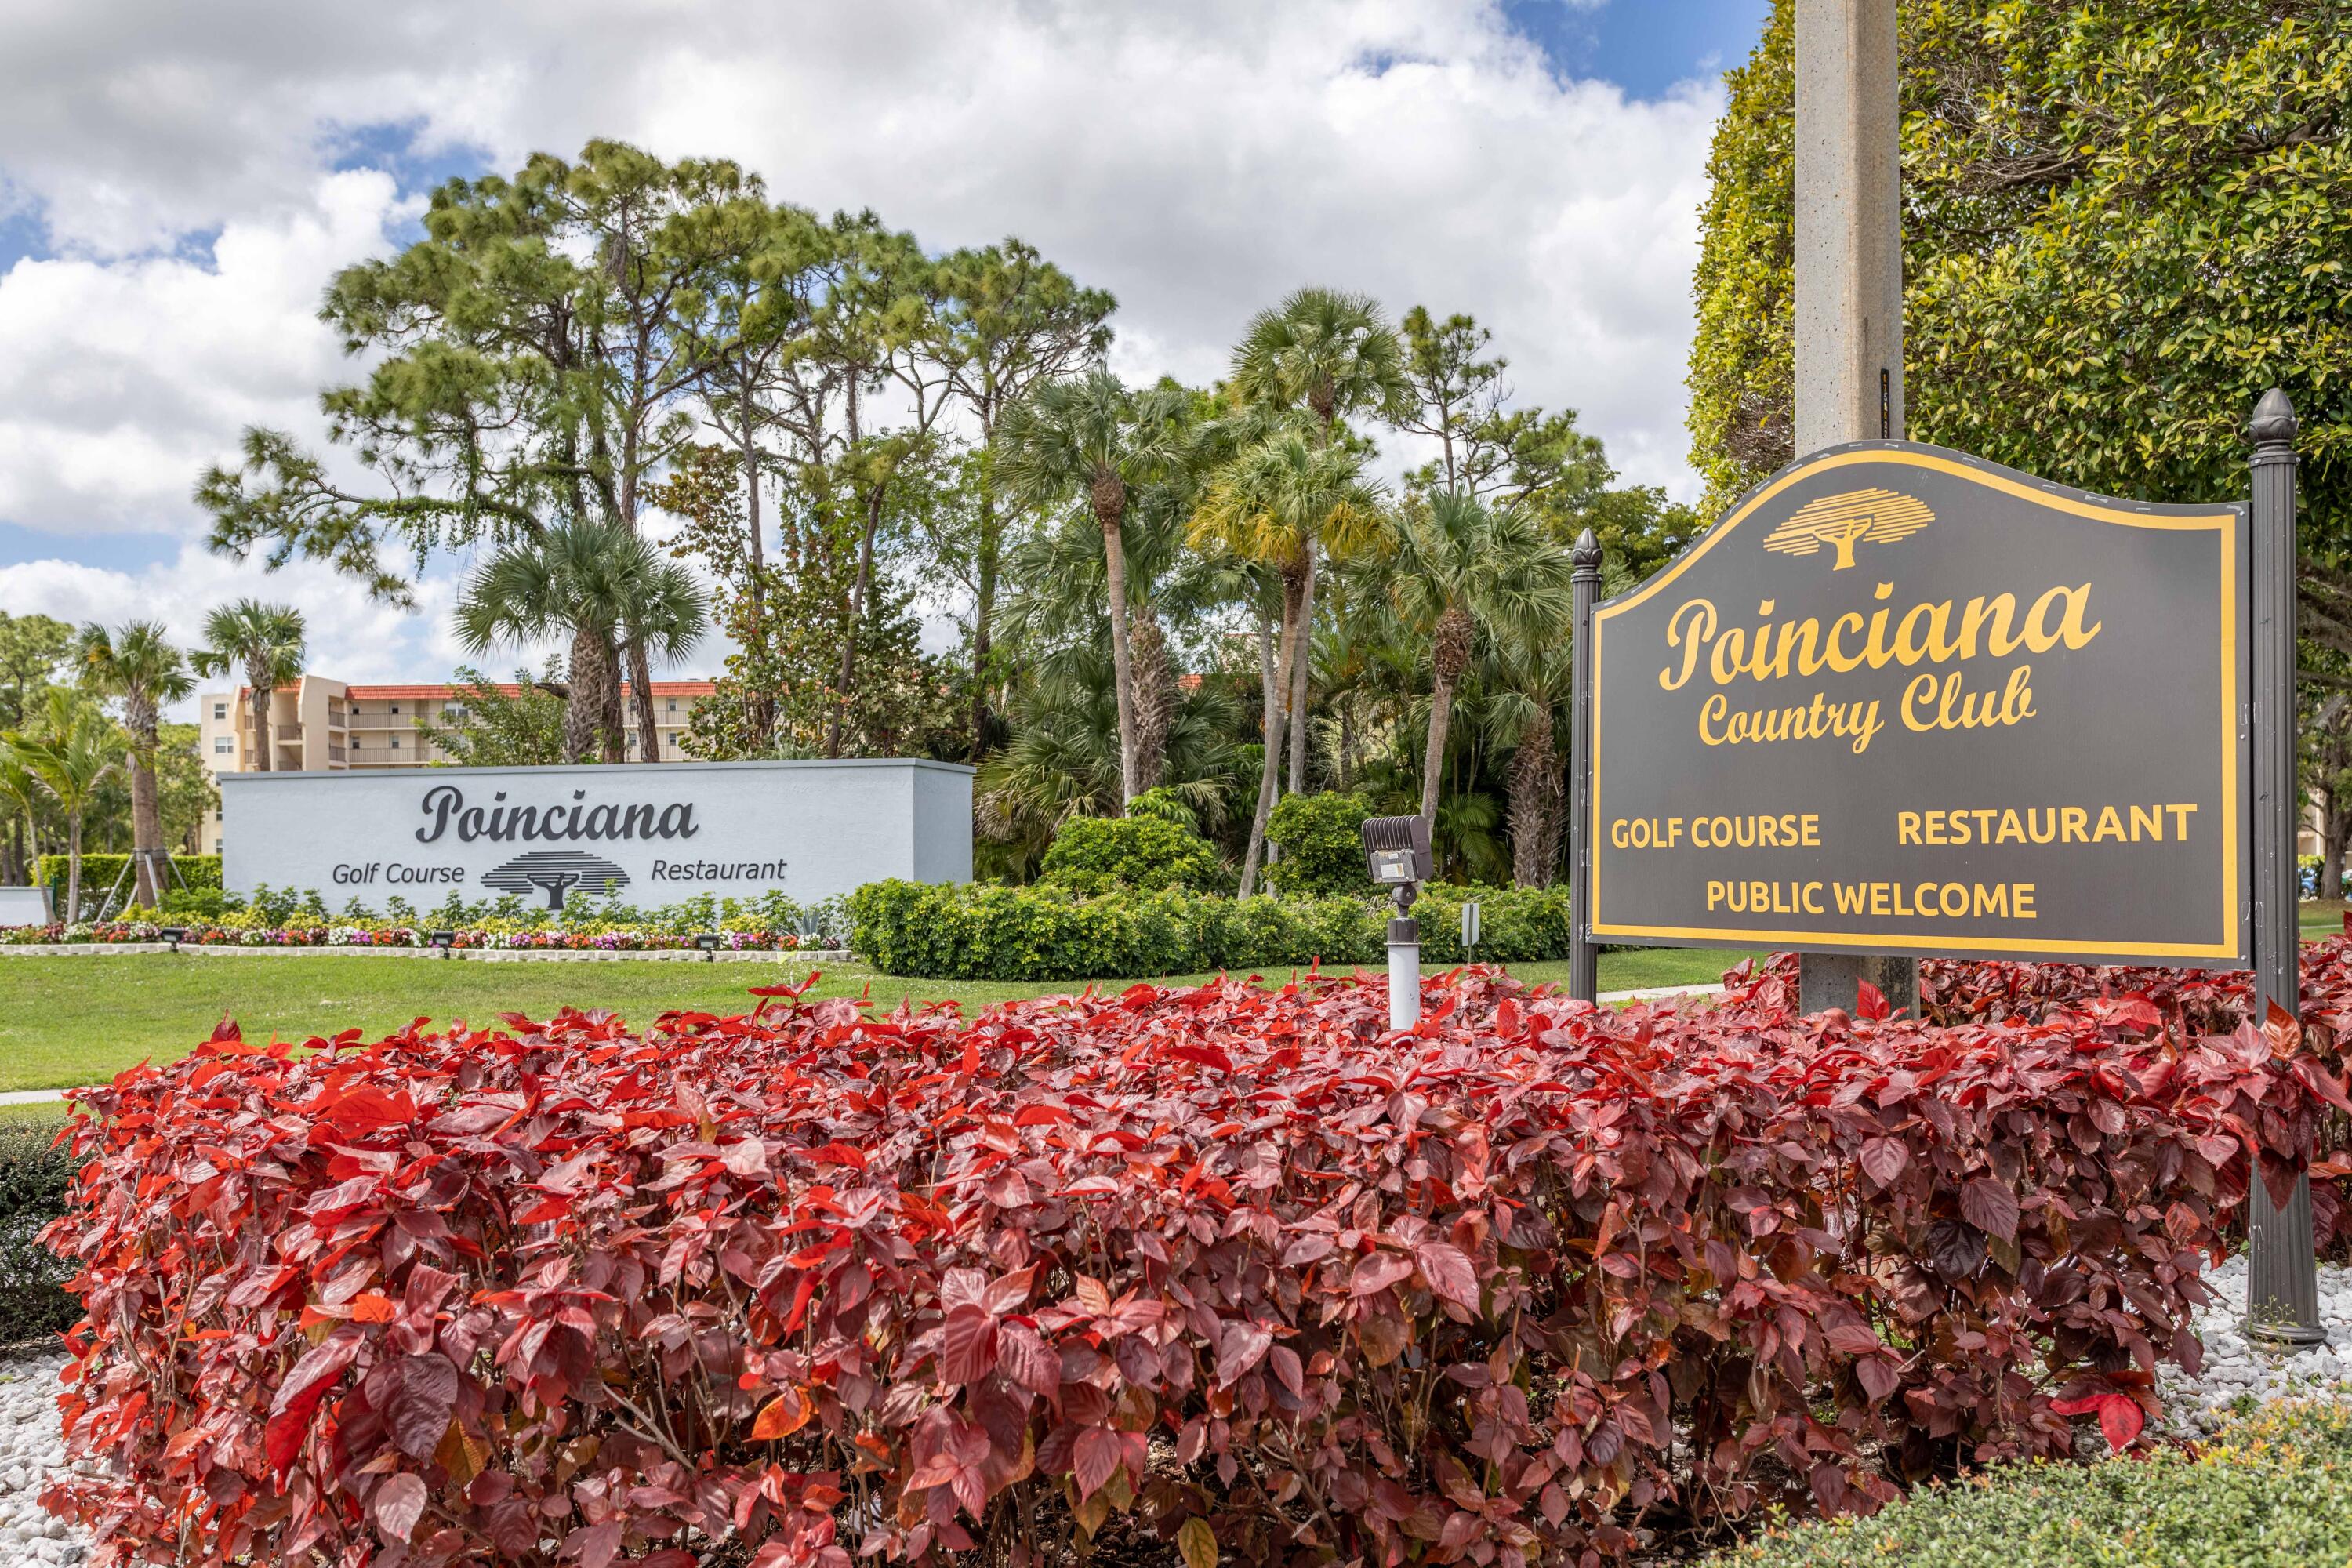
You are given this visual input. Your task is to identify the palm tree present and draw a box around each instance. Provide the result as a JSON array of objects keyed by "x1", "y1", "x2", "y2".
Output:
[
  {"x1": 0, "y1": 755, "x2": 41, "y2": 887},
  {"x1": 5, "y1": 691, "x2": 126, "y2": 923},
  {"x1": 1389, "y1": 492, "x2": 1575, "y2": 828},
  {"x1": 618, "y1": 560, "x2": 710, "y2": 763},
  {"x1": 1229, "y1": 288, "x2": 1410, "y2": 794},
  {"x1": 1484, "y1": 632, "x2": 1576, "y2": 887},
  {"x1": 191, "y1": 601, "x2": 307, "y2": 775},
  {"x1": 75, "y1": 621, "x2": 194, "y2": 908},
  {"x1": 996, "y1": 370, "x2": 1189, "y2": 806},
  {"x1": 455, "y1": 518, "x2": 709, "y2": 764},
  {"x1": 974, "y1": 642, "x2": 1240, "y2": 877},
  {"x1": 1190, "y1": 434, "x2": 1388, "y2": 895}
]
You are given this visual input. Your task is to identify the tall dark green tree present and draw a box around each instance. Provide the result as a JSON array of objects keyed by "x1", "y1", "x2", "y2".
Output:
[
  {"x1": 1689, "y1": 0, "x2": 2352, "y2": 550},
  {"x1": 74, "y1": 621, "x2": 194, "y2": 908},
  {"x1": 1230, "y1": 288, "x2": 1410, "y2": 794},
  {"x1": 923, "y1": 241, "x2": 1114, "y2": 760},
  {"x1": 998, "y1": 371, "x2": 1189, "y2": 806}
]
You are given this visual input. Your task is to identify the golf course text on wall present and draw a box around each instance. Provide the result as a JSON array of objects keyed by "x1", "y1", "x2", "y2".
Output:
[
  {"x1": 1583, "y1": 441, "x2": 2249, "y2": 965},
  {"x1": 219, "y1": 758, "x2": 974, "y2": 909}
]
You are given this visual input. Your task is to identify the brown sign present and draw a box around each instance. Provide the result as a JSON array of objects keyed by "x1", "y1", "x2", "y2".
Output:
[{"x1": 1584, "y1": 442, "x2": 2249, "y2": 966}]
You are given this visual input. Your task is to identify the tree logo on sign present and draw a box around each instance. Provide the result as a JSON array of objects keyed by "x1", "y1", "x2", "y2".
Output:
[
  {"x1": 1762, "y1": 488, "x2": 1934, "y2": 570},
  {"x1": 481, "y1": 850, "x2": 629, "y2": 910}
]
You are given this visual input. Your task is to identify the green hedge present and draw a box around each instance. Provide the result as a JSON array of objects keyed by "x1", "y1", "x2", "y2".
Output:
[
  {"x1": 34, "y1": 853, "x2": 222, "y2": 913},
  {"x1": 848, "y1": 880, "x2": 1575, "y2": 981},
  {"x1": 1038, "y1": 815, "x2": 1220, "y2": 893},
  {"x1": 1262, "y1": 792, "x2": 1375, "y2": 897},
  {"x1": 0, "y1": 1116, "x2": 80, "y2": 1344},
  {"x1": 1709, "y1": 1399, "x2": 2352, "y2": 1567}
]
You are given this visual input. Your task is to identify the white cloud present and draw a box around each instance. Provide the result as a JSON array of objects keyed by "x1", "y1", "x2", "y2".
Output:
[
  {"x1": 0, "y1": 0, "x2": 1727, "y2": 683},
  {"x1": 0, "y1": 169, "x2": 408, "y2": 533}
]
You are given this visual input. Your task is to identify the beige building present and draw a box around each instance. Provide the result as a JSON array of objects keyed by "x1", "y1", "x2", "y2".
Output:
[{"x1": 196, "y1": 674, "x2": 717, "y2": 855}]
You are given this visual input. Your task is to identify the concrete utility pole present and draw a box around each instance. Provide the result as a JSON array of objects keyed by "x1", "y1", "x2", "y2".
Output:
[{"x1": 1793, "y1": 0, "x2": 1917, "y2": 1017}]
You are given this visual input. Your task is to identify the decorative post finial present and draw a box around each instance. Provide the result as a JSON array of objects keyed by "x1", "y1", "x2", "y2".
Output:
[
  {"x1": 1571, "y1": 528, "x2": 1602, "y2": 575},
  {"x1": 2251, "y1": 387, "x2": 2298, "y2": 452}
]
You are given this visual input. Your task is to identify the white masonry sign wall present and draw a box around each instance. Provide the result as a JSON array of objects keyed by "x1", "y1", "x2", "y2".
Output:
[{"x1": 219, "y1": 758, "x2": 974, "y2": 909}]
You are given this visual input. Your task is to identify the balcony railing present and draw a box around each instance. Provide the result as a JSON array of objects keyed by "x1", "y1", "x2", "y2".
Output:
[
  {"x1": 327, "y1": 743, "x2": 347, "y2": 762},
  {"x1": 275, "y1": 724, "x2": 301, "y2": 741}
]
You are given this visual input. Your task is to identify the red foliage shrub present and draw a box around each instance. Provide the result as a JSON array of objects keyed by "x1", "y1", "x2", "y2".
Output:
[
  {"x1": 41, "y1": 968, "x2": 2349, "y2": 1567},
  {"x1": 1737, "y1": 935, "x2": 2352, "y2": 1250}
]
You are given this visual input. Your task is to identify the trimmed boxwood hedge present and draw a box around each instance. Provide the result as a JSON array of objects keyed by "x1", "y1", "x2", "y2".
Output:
[
  {"x1": 1036, "y1": 814, "x2": 1221, "y2": 893},
  {"x1": 1709, "y1": 1399, "x2": 2352, "y2": 1568},
  {"x1": 0, "y1": 1116, "x2": 80, "y2": 1345},
  {"x1": 848, "y1": 879, "x2": 1575, "y2": 980}
]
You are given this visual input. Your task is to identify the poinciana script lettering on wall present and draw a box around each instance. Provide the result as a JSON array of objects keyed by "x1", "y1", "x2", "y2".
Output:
[
  {"x1": 1583, "y1": 442, "x2": 2249, "y2": 965},
  {"x1": 413, "y1": 784, "x2": 702, "y2": 845}
]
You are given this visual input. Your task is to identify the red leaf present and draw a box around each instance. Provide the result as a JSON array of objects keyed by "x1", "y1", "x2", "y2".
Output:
[
  {"x1": 1859, "y1": 1137, "x2": 1907, "y2": 1187},
  {"x1": 999, "y1": 1321, "x2": 1058, "y2": 1396},
  {"x1": 1414, "y1": 1242, "x2": 1480, "y2": 1310},
  {"x1": 2053, "y1": 1393, "x2": 2145, "y2": 1453},
  {"x1": 1350, "y1": 1251, "x2": 1414, "y2": 1298},
  {"x1": 1216, "y1": 1319, "x2": 1272, "y2": 1386},
  {"x1": 1855, "y1": 981, "x2": 1891, "y2": 1022},
  {"x1": 1073, "y1": 1426, "x2": 1122, "y2": 1498},
  {"x1": 1960, "y1": 1176, "x2": 2019, "y2": 1243},
  {"x1": 2263, "y1": 999, "x2": 2303, "y2": 1057},
  {"x1": 371, "y1": 1472, "x2": 426, "y2": 1543},
  {"x1": 387, "y1": 1353, "x2": 459, "y2": 1461},
  {"x1": 266, "y1": 1333, "x2": 361, "y2": 1475},
  {"x1": 941, "y1": 1304, "x2": 998, "y2": 1385},
  {"x1": 323, "y1": 1085, "x2": 416, "y2": 1131},
  {"x1": 751, "y1": 1387, "x2": 810, "y2": 1439}
]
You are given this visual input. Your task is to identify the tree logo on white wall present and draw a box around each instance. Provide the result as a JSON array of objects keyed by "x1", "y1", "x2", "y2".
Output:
[{"x1": 481, "y1": 851, "x2": 629, "y2": 909}]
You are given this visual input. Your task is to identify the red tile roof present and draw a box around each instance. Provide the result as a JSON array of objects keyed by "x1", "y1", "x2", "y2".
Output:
[{"x1": 343, "y1": 680, "x2": 718, "y2": 700}]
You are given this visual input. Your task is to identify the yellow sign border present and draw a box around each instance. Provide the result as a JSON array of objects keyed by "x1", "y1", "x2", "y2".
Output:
[{"x1": 1586, "y1": 446, "x2": 2245, "y2": 961}]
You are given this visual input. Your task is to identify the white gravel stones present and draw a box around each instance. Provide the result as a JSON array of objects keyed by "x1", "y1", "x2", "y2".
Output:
[
  {"x1": 0, "y1": 1352, "x2": 85, "y2": 1565},
  {"x1": 2158, "y1": 1254, "x2": 2352, "y2": 1434}
]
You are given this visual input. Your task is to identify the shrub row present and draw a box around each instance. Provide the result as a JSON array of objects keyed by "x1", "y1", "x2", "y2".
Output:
[
  {"x1": 1036, "y1": 815, "x2": 1221, "y2": 894},
  {"x1": 40, "y1": 960, "x2": 2343, "y2": 1565},
  {"x1": 1708, "y1": 1398, "x2": 2352, "y2": 1567},
  {"x1": 0, "y1": 1116, "x2": 78, "y2": 1345},
  {"x1": 847, "y1": 879, "x2": 1574, "y2": 979},
  {"x1": 32, "y1": 853, "x2": 222, "y2": 915},
  {"x1": 0, "y1": 921, "x2": 821, "y2": 951}
]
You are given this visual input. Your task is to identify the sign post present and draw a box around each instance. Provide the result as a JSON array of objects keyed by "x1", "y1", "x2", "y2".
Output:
[
  {"x1": 1569, "y1": 528, "x2": 1603, "y2": 1001},
  {"x1": 1794, "y1": 0, "x2": 1913, "y2": 1014},
  {"x1": 2246, "y1": 387, "x2": 2325, "y2": 1346}
]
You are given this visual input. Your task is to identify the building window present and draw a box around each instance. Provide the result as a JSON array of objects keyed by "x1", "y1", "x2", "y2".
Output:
[
  {"x1": 213, "y1": 840, "x2": 222, "y2": 855},
  {"x1": 666, "y1": 699, "x2": 677, "y2": 712},
  {"x1": 213, "y1": 737, "x2": 233, "y2": 754},
  {"x1": 389, "y1": 704, "x2": 400, "y2": 714},
  {"x1": 212, "y1": 702, "x2": 227, "y2": 720},
  {"x1": 390, "y1": 736, "x2": 401, "y2": 748},
  {"x1": 444, "y1": 704, "x2": 466, "y2": 721}
]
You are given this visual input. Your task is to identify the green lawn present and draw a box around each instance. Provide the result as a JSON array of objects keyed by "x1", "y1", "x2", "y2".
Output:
[{"x1": 0, "y1": 946, "x2": 1751, "y2": 1094}]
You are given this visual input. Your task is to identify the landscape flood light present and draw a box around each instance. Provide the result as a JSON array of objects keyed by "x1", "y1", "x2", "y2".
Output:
[{"x1": 1359, "y1": 815, "x2": 1432, "y2": 1031}]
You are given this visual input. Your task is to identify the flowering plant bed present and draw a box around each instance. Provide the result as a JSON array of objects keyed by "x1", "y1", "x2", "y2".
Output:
[
  {"x1": 38, "y1": 961, "x2": 2347, "y2": 1566},
  {"x1": 0, "y1": 922, "x2": 812, "y2": 951}
]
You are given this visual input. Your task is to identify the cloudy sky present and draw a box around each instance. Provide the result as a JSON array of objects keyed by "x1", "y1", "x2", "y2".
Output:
[{"x1": 0, "y1": 0, "x2": 1766, "y2": 697}]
